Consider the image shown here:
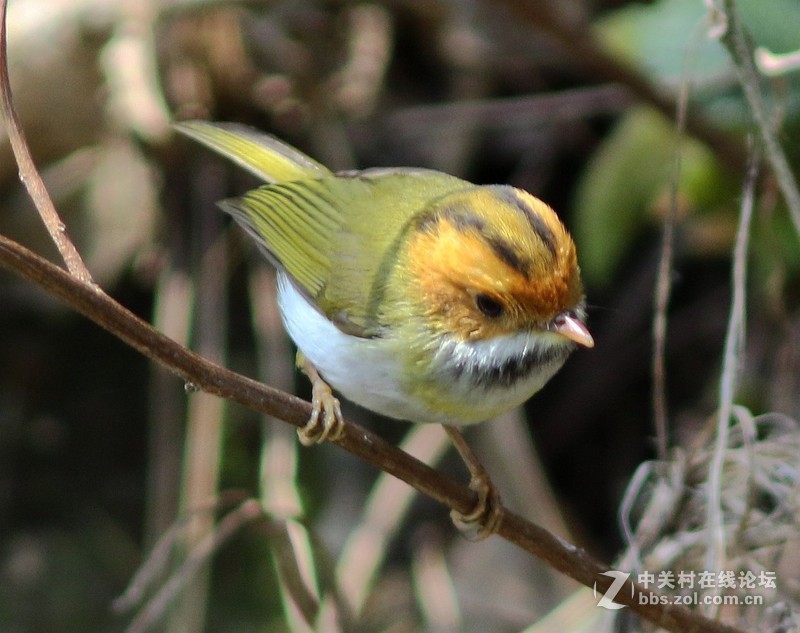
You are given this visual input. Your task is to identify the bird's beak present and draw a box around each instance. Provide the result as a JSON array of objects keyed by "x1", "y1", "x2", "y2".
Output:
[{"x1": 553, "y1": 312, "x2": 594, "y2": 348}]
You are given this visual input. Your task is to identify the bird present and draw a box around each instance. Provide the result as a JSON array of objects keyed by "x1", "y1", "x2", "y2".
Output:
[{"x1": 175, "y1": 120, "x2": 594, "y2": 537}]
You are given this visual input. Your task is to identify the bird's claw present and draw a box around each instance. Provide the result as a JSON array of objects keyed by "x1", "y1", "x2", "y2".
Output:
[
  {"x1": 450, "y1": 470, "x2": 504, "y2": 541},
  {"x1": 442, "y1": 425, "x2": 504, "y2": 540},
  {"x1": 298, "y1": 377, "x2": 345, "y2": 446}
]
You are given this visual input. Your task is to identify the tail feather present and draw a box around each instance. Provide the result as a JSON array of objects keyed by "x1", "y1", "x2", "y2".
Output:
[{"x1": 174, "y1": 120, "x2": 330, "y2": 183}]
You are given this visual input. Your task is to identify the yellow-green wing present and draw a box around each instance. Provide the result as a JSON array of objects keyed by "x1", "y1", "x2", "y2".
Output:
[
  {"x1": 222, "y1": 170, "x2": 470, "y2": 336},
  {"x1": 175, "y1": 119, "x2": 473, "y2": 335},
  {"x1": 174, "y1": 120, "x2": 330, "y2": 182}
]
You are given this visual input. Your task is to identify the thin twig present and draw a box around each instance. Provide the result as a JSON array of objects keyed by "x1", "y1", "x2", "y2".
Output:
[
  {"x1": 652, "y1": 18, "x2": 708, "y2": 464},
  {"x1": 755, "y1": 46, "x2": 800, "y2": 77},
  {"x1": 145, "y1": 266, "x2": 193, "y2": 542},
  {"x1": 717, "y1": 0, "x2": 800, "y2": 241},
  {"x1": 114, "y1": 515, "x2": 190, "y2": 613},
  {"x1": 269, "y1": 520, "x2": 325, "y2": 628},
  {"x1": 250, "y1": 267, "x2": 326, "y2": 627},
  {"x1": 651, "y1": 251, "x2": 672, "y2": 463},
  {"x1": 249, "y1": 265, "x2": 304, "y2": 519},
  {"x1": 411, "y1": 528, "x2": 461, "y2": 631},
  {"x1": 704, "y1": 141, "x2": 759, "y2": 612},
  {"x1": 115, "y1": 494, "x2": 250, "y2": 614},
  {"x1": 125, "y1": 500, "x2": 264, "y2": 633},
  {"x1": 336, "y1": 425, "x2": 450, "y2": 616},
  {"x1": 0, "y1": 0, "x2": 93, "y2": 284},
  {"x1": 166, "y1": 221, "x2": 229, "y2": 633}
]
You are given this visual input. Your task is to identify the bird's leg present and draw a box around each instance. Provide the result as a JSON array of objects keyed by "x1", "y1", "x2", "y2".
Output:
[
  {"x1": 443, "y1": 425, "x2": 504, "y2": 540},
  {"x1": 296, "y1": 352, "x2": 345, "y2": 446}
]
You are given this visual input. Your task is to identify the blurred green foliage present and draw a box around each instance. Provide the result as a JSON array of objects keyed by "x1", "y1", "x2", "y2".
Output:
[{"x1": 578, "y1": 0, "x2": 800, "y2": 287}]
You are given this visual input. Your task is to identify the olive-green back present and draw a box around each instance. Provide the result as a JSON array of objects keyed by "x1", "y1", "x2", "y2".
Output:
[{"x1": 225, "y1": 170, "x2": 471, "y2": 335}]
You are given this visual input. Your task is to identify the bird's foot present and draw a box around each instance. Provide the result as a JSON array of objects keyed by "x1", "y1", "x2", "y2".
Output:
[
  {"x1": 297, "y1": 354, "x2": 345, "y2": 446},
  {"x1": 444, "y1": 425, "x2": 504, "y2": 540}
]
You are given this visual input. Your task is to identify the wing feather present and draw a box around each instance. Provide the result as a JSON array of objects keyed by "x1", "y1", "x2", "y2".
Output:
[{"x1": 177, "y1": 120, "x2": 474, "y2": 336}]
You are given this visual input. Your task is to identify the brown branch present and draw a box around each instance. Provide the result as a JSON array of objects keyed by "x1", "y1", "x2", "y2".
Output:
[
  {"x1": 0, "y1": 0, "x2": 93, "y2": 284},
  {"x1": 0, "y1": 233, "x2": 750, "y2": 633}
]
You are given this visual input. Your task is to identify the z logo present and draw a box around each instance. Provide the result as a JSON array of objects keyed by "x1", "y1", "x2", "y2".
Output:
[{"x1": 594, "y1": 570, "x2": 631, "y2": 610}]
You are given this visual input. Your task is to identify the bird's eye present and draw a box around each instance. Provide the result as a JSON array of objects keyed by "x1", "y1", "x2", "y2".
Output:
[{"x1": 475, "y1": 294, "x2": 504, "y2": 318}]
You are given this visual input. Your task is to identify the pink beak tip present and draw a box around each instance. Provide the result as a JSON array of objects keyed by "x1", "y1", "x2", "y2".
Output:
[{"x1": 555, "y1": 313, "x2": 595, "y2": 348}]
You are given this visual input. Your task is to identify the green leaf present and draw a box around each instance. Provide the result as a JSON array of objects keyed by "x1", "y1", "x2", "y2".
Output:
[
  {"x1": 595, "y1": 0, "x2": 800, "y2": 130},
  {"x1": 738, "y1": 0, "x2": 800, "y2": 55},
  {"x1": 573, "y1": 108, "x2": 676, "y2": 286},
  {"x1": 595, "y1": 0, "x2": 730, "y2": 84},
  {"x1": 573, "y1": 107, "x2": 729, "y2": 286}
]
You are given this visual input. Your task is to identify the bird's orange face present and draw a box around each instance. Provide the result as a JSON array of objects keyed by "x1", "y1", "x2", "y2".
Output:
[{"x1": 403, "y1": 186, "x2": 587, "y2": 343}]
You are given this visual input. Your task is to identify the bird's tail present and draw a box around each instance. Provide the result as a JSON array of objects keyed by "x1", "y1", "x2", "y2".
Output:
[{"x1": 174, "y1": 120, "x2": 330, "y2": 183}]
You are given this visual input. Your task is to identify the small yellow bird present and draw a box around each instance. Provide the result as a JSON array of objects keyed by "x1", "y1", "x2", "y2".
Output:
[{"x1": 176, "y1": 120, "x2": 593, "y2": 533}]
